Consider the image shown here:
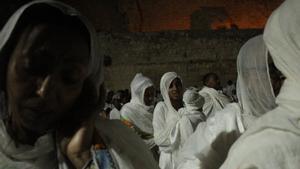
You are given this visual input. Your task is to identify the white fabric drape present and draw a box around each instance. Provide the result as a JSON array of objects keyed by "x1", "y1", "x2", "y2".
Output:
[
  {"x1": 153, "y1": 72, "x2": 182, "y2": 169},
  {"x1": 199, "y1": 86, "x2": 230, "y2": 118},
  {"x1": 169, "y1": 89, "x2": 206, "y2": 169},
  {"x1": 110, "y1": 108, "x2": 121, "y2": 120},
  {"x1": 0, "y1": 1, "x2": 101, "y2": 169},
  {"x1": 121, "y1": 73, "x2": 155, "y2": 148},
  {"x1": 177, "y1": 35, "x2": 277, "y2": 169},
  {"x1": 0, "y1": 120, "x2": 57, "y2": 169},
  {"x1": 220, "y1": 0, "x2": 300, "y2": 168},
  {"x1": 95, "y1": 118, "x2": 160, "y2": 169}
]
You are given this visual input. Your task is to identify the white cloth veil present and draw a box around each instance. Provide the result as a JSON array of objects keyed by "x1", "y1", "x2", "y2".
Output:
[
  {"x1": 236, "y1": 35, "x2": 277, "y2": 129},
  {"x1": 220, "y1": 0, "x2": 300, "y2": 168},
  {"x1": 121, "y1": 73, "x2": 154, "y2": 134}
]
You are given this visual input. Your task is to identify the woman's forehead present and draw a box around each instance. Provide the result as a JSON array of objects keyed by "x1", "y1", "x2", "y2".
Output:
[{"x1": 18, "y1": 24, "x2": 90, "y2": 64}]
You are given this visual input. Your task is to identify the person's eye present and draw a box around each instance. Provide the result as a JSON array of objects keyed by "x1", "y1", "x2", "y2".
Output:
[{"x1": 61, "y1": 67, "x2": 85, "y2": 85}]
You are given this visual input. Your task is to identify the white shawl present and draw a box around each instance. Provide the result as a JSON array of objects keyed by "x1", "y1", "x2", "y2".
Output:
[
  {"x1": 153, "y1": 72, "x2": 182, "y2": 169},
  {"x1": 177, "y1": 35, "x2": 277, "y2": 169},
  {"x1": 199, "y1": 86, "x2": 230, "y2": 118},
  {"x1": 220, "y1": 0, "x2": 300, "y2": 168},
  {"x1": 120, "y1": 73, "x2": 155, "y2": 147}
]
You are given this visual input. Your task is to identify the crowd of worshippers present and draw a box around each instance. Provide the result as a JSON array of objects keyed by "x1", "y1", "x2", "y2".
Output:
[
  {"x1": 102, "y1": 75, "x2": 237, "y2": 121},
  {"x1": 0, "y1": 0, "x2": 299, "y2": 169}
]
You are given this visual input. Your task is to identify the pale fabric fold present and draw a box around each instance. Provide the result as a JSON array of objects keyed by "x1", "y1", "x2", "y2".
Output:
[
  {"x1": 0, "y1": 1, "x2": 101, "y2": 169},
  {"x1": 153, "y1": 72, "x2": 182, "y2": 169},
  {"x1": 0, "y1": 120, "x2": 57, "y2": 169},
  {"x1": 95, "y1": 118, "x2": 160, "y2": 169},
  {"x1": 177, "y1": 35, "x2": 277, "y2": 169},
  {"x1": 121, "y1": 73, "x2": 155, "y2": 148},
  {"x1": 110, "y1": 108, "x2": 121, "y2": 120},
  {"x1": 220, "y1": 0, "x2": 300, "y2": 168},
  {"x1": 199, "y1": 86, "x2": 230, "y2": 118}
]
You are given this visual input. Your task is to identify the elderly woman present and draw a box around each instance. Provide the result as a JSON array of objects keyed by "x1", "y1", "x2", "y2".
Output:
[
  {"x1": 220, "y1": 0, "x2": 300, "y2": 168},
  {"x1": 153, "y1": 72, "x2": 185, "y2": 169},
  {"x1": 176, "y1": 35, "x2": 278, "y2": 169},
  {"x1": 0, "y1": 1, "x2": 158, "y2": 169}
]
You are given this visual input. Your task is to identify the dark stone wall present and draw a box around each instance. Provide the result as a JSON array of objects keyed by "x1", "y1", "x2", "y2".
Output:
[{"x1": 99, "y1": 29, "x2": 262, "y2": 90}]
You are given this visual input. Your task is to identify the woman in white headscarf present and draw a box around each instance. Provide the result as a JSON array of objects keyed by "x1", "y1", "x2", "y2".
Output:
[
  {"x1": 0, "y1": 1, "x2": 159, "y2": 169},
  {"x1": 220, "y1": 0, "x2": 300, "y2": 168},
  {"x1": 120, "y1": 73, "x2": 157, "y2": 156},
  {"x1": 176, "y1": 35, "x2": 277, "y2": 169},
  {"x1": 153, "y1": 72, "x2": 184, "y2": 169}
]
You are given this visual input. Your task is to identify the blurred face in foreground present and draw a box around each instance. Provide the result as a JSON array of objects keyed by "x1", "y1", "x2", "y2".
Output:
[{"x1": 6, "y1": 24, "x2": 90, "y2": 139}]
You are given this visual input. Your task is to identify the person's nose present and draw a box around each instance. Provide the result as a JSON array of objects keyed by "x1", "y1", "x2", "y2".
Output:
[{"x1": 36, "y1": 76, "x2": 52, "y2": 98}]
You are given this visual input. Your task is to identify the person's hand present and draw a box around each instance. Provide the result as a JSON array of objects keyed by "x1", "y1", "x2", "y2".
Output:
[{"x1": 60, "y1": 115, "x2": 95, "y2": 169}]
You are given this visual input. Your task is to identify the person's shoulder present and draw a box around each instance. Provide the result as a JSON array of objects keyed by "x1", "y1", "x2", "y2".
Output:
[
  {"x1": 154, "y1": 101, "x2": 166, "y2": 110},
  {"x1": 120, "y1": 102, "x2": 133, "y2": 114},
  {"x1": 213, "y1": 103, "x2": 240, "y2": 119}
]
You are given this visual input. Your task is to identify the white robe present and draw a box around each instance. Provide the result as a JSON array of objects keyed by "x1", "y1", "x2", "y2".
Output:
[
  {"x1": 199, "y1": 87, "x2": 230, "y2": 119},
  {"x1": 220, "y1": 0, "x2": 300, "y2": 168},
  {"x1": 120, "y1": 73, "x2": 155, "y2": 148},
  {"x1": 153, "y1": 72, "x2": 183, "y2": 169},
  {"x1": 176, "y1": 35, "x2": 277, "y2": 169},
  {"x1": 176, "y1": 103, "x2": 243, "y2": 169}
]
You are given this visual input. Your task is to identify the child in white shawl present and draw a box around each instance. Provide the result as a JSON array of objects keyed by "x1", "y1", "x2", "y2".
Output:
[
  {"x1": 169, "y1": 89, "x2": 206, "y2": 169},
  {"x1": 220, "y1": 0, "x2": 300, "y2": 168}
]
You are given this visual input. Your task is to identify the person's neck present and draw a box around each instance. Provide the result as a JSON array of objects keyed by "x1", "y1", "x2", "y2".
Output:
[
  {"x1": 5, "y1": 117, "x2": 41, "y2": 146},
  {"x1": 171, "y1": 100, "x2": 183, "y2": 111}
]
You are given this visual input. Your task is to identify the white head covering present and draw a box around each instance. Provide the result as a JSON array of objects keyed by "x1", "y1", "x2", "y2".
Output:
[
  {"x1": 160, "y1": 72, "x2": 182, "y2": 120},
  {"x1": 0, "y1": 0, "x2": 103, "y2": 92},
  {"x1": 264, "y1": 0, "x2": 300, "y2": 106},
  {"x1": 130, "y1": 73, "x2": 154, "y2": 106},
  {"x1": 263, "y1": 0, "x2": 300, "y2": 133},
  {"x1": 236, "y1": 35, "x2": 277, "y2": 128},
  {"x1": 0, "y1": 1, "x2": 102, "y2": 168},
  {"x1": 219, "y1": 2, "x2": 300, "y2": 168},
  {"x1": 121, "y1": 73, "x2": 154, "y2": 134},
  {"x1": 183, "y1": 89, "x2": 205, "y2": 112}
]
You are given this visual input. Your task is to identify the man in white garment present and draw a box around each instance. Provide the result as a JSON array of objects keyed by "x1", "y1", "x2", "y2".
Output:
[
  {"x1": 176, "y1": 35, "x2": 278, "y2": 169},
  {"x1": 109, "y1": 92, "x2": 123, "y2": 120},
  {"x1": 223, "y1": 80, "x2": 236, "y2": 102},
  {"x1": 199, "y1": 73, "x2": 230, "y2": 118},
  {"x1": 220, "y1": 0, "x2": 300, "y2": 168}
]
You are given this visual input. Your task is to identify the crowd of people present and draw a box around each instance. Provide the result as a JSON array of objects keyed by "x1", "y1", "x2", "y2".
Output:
[{"x1": 0, "y1": 0, "x2": 299, "y2": 169}]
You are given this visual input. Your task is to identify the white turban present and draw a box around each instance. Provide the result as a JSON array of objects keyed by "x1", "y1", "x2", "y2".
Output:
[{"x1": 183, "y1": 89, "x2": 204, "y2": 111}]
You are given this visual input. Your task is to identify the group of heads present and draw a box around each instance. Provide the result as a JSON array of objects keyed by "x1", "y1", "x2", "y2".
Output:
[{"x1": 1, "y1": 0, "x2": 294, "y2": 145}]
